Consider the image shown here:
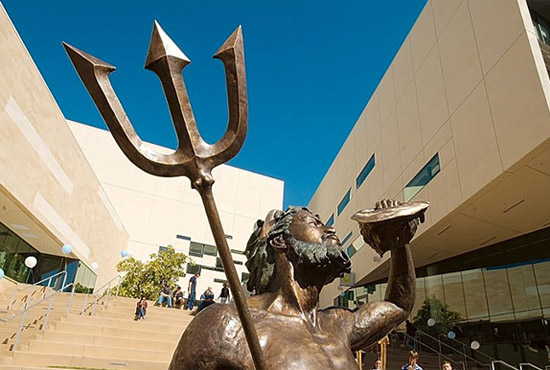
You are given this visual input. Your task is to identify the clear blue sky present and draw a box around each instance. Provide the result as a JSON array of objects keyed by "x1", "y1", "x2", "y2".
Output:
[{"x1": 3, "y1": 0, "x2": 426, "y2": 208}]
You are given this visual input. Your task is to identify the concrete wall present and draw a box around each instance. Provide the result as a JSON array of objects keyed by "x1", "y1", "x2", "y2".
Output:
[
  {"x1": 69, "y1": 121, "x2": 284, "y2": 298},
  {"x1": 0, "y1": 3, "x2": 129, "y2": 288},
  {"x1": 310, "y1": 0, "x2": 550, "y2": 308}
]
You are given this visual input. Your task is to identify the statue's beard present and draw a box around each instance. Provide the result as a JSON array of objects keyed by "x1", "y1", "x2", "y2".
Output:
[{"x1": 287, "y1": 235, "x2": 352, "y2": 285}]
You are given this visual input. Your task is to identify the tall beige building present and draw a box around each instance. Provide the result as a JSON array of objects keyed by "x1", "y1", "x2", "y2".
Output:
[
  {"x1": 69, "y1": 121, "x2": 284, "y2": 297},
  {"x1": 309, "y1": 0, "x2": 550, "y2": 365},
  {"x1": 0, "y1": 3, "x2": 284, "y2": 299}
]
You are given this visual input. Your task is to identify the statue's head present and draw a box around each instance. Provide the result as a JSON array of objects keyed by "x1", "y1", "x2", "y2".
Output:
[{"x1": 245, "y1": 206, "x2": 351, "y2": 294}]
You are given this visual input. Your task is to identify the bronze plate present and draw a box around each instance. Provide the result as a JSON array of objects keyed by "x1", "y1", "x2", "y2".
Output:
[{"x1": 351, "y1": 201, "x2": 429, "y2": 224}]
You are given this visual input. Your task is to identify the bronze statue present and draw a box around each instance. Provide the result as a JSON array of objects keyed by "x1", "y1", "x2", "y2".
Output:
[
  {"x1": 63, "y1": 23, "x2": 266, "y2": 368},
  {"x1": 63, "y1": 22, "x2": 428, "y2": 369},
  {"x1": 169, "y1": 199, "x2": 427, "y2": 369}
]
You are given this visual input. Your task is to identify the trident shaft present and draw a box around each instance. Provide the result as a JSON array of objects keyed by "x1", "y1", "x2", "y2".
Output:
[{"x1": 63, "y1": 22, "x2": 266, "y2": 370}]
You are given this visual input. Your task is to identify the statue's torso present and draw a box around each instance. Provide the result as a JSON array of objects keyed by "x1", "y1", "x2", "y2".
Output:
[{"x1": 169, "y1": 303, "x2": 356, "y2": 370}]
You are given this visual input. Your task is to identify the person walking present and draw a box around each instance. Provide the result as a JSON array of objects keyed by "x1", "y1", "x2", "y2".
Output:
[
  {"x1": 186, "y1": 272, "x2": 199, "y2": 310},
  {"x1": 219, "y1": 282, "x2": 230, "y2": 303}
]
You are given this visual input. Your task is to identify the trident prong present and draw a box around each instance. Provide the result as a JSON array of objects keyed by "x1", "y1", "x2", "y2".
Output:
[
  {"x1": 62, "y1": 21, "x2": 247, "y2": 190},
  {"x1": 63, "y1": 23, "x2": 266, "y2": 370}
]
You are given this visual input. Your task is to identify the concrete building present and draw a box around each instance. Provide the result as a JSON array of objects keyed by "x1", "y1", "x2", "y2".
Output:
[
  {"x1": 0, "y1": 3, "x2": 284, "y2": 298},
  {"x1": 69, "y1": 121, "x2": 284, "y2": 297},
  {"x1": 308, "y1": 0, "x2": 550, "y2": 365},
  {"x1": 0, "y1": 3, "x2": 128, "y2": 291}
]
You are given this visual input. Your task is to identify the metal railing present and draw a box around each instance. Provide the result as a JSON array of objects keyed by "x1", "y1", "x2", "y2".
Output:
[
  {"x1": 492, "y1": 360, "x2": 519, "y2": 370},
  {"x1": 519, "y1": 363, "x2": 543, "y2": 370},
  {"x1": 1, "y1": 281, "x2": 76, "y2": 351},
  {"x1": 79, "y1": 275, "x2": 121, "y2": 316},
  {"x1": 0, "y1": 274, "x2": 121, "y2": 352},
  {"x1": 416, "y1": 330, "x2": 491, "y2": 370},
  {"x1": 403, "y1": 333, "x2": 468, "y2": 370},
  {"x1": 437, "y1": 331, "x2": 495, "y2": 364},
  {"x1": 6, "y1": 270, "x2": 67, "y2": 311}
]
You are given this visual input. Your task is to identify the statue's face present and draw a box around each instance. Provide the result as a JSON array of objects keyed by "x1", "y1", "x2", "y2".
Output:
[
  {"x1": 285, "y1": 209, "x2": 351, "y2": 283},
  {"x1": 289, "y1": 210, "x2": 340, "y2": 247}
]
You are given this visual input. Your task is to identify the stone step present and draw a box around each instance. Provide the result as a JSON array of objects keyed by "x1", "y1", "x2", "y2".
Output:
[
  {"x1": 50, "y1": 321, "x2": 182, "y2": 343},
  {"x1": 41, "y1": 330, "x2": 177, "y2": 352},
  {"x1": 58, "y1": 315, "x2": 186, "y2": 334},
  {"x1": 10, "y1": 352, "x2": 169, "y2": 370},
  {"x1": 97, "y1": 309, "x2": 193, "y2": 324},
  {"x1": 27, "y1": 340, "x2": 172, "y2": 362}
]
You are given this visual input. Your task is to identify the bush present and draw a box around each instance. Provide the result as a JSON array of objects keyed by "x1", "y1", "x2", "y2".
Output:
[
  {"x1": 116, "y1": 245, "x2": 187, "y2": 300},
  {"x1": 413, "y1": 295, "x2": 461, "y2": 336}
]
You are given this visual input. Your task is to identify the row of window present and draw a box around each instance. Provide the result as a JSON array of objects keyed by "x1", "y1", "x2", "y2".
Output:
[
  {"x1": 189, "y1": 241, "x2": 245, "y2": 259},
  {"x1": 326, "y1": 153, "x2": 441, "y2": 250},
  {"x1": 186, "y1": 263, "x2": 249, "y2": 283}
]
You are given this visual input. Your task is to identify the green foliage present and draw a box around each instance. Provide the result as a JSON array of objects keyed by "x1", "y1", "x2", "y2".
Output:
[
  {"x1": 116, "y1": 245, "x2": 187, "y2": 300},
  {"x1": 74, "y1": 283, "x2": 92, "y2": 294},
  {"x1": 413, "y1": 295, "x2": 462, "y2": 335}
]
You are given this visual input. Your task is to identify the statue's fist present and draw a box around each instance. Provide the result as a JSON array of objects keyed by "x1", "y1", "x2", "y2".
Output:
[{"x1": 356, "y1": 199, "x2": 425, "y2": 256}]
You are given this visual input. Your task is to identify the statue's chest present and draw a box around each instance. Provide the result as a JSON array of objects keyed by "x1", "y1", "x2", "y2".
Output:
[{"x1": 254, "y1": 318, "x2": 357, "y2": 370}]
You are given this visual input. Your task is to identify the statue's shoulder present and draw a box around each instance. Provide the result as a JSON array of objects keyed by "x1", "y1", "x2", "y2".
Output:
[{"x1": 319, "y1": 305, "x2": 355, "y2": 328}]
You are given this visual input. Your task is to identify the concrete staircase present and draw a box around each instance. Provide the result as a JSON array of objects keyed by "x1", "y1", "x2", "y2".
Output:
[{"x1": 0, "y1": 291, "x2": 193, "y2": 370}]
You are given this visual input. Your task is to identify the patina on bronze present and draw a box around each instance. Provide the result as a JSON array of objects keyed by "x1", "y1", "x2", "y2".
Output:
[
  {"x1": 62, "y1": 22, "x2": 267, "y2": 370},
  {"x1": 170, "y1": 199, "x2": 427, "y2": 369}
]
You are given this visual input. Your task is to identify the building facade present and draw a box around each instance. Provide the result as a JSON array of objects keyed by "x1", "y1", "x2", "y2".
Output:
[
  {"x1": 69, "y1": 121, "x2": 284, "y2": 298},
  {"x1": 308, "y1": 0, "x2": 550, "y2": 365},
  {"x1": 0, "y1": 3, "x2": 128, "y2": 291},
  {"x1": 0, "y1": 2, "x2": 284, "y2": 300}
]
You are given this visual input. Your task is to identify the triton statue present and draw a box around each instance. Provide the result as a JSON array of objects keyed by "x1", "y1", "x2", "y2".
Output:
[
  {"x1": 63, "y1": 22, "x2": 428, "y2": 370},
  {"x1": 169, "y1": 199, "x2": 426, "y2": 369}
]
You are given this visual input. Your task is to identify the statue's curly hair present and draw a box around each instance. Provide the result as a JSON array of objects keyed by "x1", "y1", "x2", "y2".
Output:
[{"x1": 244, "y1": 206, "x2": 307, "y2": 294}]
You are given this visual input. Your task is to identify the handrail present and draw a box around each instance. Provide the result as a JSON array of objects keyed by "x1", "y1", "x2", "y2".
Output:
[
  {"x1": 432, "y1": 330, "x2": 495, "y2": 362},
  {"x1": 7, "y1": 270, "x2": 67, "y2": 310},
  {"x1": 2, "y1": 274, "x2": 121, "y2": 352},
  {"x1": 403, "y1": 333, "x2": 469, "y2": 370},
  {"x1": 0, "y1": 282, "x2": 74, "y2": 323},
  {"x1": 492, "y1": 360, "x2": 519, "y2": 370},
  {"x1": 2, "y1": 281, "x2": 75, "y2": 351},
  {"x1": 416, "y1": 330, "x2": 491, "y2": 366},
  {"x1": 520, "y1": 364, "x2": 543, "y2": 370},
  {"x1": 80, "y1": 275, "x2": 121, "y2": 316}
]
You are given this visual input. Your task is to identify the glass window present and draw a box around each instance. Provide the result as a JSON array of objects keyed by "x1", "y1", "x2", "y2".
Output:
[
  {"x1": 216, "y1": 258, "x2": 224, "y2": 271},
  {"x1": 534, "y1": 261, "x2": 550, "y2": 316},
  {"x1": 484, "y1": 268, "x2": 515, "y2": 321},
  {"x1": 356, "y1": 154, "x2": 375, "y2": 188},
  {"x1": 186, "y1": 263, "x2": 201, "y2": 274},
  {"x1": 341, "y1": 231, "x2": 353, "y2": 246},
  {"x1": 203, "y1": 244, "x2": 217, "y2": 257},
  {"x1": 442, "y1": 271, "x2": 467, "y2": 319},
  {"x1": 189, "y1": 242, "x2": 203, "y2": 258},
  {"x1": 404, "y1": 153, "x2": 440, "y2": 202},
  {"x1": 241, "y1": 272, "x2": 250, "y2": 282},
  {"x1": 508, "y1": 264, "x2": 541, "y2": 320},
  {"x1": 231, "y1": 249, "x2": 245, "y2": 255},
  {"x1": 462, "y1": 269, "x2": 489, "y2": 320},
  {"x1": 326, "y1": 214, "x2": 334, "y2": 227},
  {"x1": 337, "y1": 189, "x2": 351, "y2": 216},
  {"x1": 347, "y1": 245, "x2": 357, "y2": 258}
]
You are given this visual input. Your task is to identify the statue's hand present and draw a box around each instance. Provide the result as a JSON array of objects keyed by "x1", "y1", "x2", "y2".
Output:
[{"x1": 359, "y1": 199, "x2": 424, "y2": 256}]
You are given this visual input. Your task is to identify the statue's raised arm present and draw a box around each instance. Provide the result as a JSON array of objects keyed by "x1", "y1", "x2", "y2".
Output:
[
  {"x1": 347, "y1": 199, "x2": 428, "y2": 351},
  {"x1": 169, "y1": 200, "x2": 427, "y2": 369}
]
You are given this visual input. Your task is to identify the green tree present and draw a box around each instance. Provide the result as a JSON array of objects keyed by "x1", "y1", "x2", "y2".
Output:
[
  {"x1": 116, "y1": 245, "x2": 187, "y2": 300},
  {"x1": 413, "y1": 295, "x2": 462, "y2": 336}
]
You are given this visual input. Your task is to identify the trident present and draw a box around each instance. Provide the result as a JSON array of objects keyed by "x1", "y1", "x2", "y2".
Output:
[{"x1": 63, "y1": 22, "x2": 266, "y2": 369}]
